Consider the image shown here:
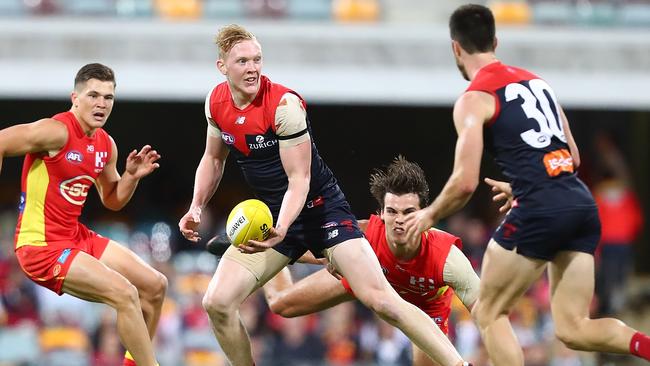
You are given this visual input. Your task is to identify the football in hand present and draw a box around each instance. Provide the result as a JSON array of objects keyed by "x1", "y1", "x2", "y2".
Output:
[{"x1": 225, "y1": 199, "x2": 273, "y2": 247}]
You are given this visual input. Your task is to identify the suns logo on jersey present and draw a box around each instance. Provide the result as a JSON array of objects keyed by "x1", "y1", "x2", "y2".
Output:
[{"x1": 59, "y1": 175, "x2": 96, "y2": 206}]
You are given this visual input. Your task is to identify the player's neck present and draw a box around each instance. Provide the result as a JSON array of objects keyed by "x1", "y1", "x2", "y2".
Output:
[
  {"x1": 230, "y1": 89, "x2": 257, "y2": 110},
  {"x1": 466, "y1": 54, "x2": 499, "y2": 81},
  {"x1": 71, "y1": 109, "x2": 98, "y2": 137},
  {"x1": 388, "y1": 238, "x2": 421, "y2": 262}
]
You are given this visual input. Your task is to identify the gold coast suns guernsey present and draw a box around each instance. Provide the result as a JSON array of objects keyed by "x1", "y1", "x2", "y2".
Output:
[
  {"x1": 344, "y1": 215, "x2": 461, "y2": 321},
  {"x1": 14, "y1": 111, "x2": 112, "y2": 249}
]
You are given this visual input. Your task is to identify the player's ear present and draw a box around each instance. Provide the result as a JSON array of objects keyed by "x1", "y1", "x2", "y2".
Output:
[
  {"x1": 451, "y1": 40, "x2": 462, "y2": 58},
  {"x1": 493, "y1": 37, "x2": 498, "y2": 51},
  {"x1": 71, "y1": 91, "x2": 78, "y2": 108},
  {"x1": 216, "y1": 59, "x2": 227, "y2": 75}
]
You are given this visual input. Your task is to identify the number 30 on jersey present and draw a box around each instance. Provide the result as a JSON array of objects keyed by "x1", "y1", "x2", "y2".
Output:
[{"x1": 506, "y1": 79, "x2": 566, "y2": 148}]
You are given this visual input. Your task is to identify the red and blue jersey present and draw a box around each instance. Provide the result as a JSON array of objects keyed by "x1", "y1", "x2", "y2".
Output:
[
  {"x1": 206, "y1": 75, "x2": 342, "y2": 214},
  {"x1": 468, "y1": 62, "x2": 595, "y2": 211},
  {"x1": 15, "y1": 111, "x2": 112, "y2": 249}
]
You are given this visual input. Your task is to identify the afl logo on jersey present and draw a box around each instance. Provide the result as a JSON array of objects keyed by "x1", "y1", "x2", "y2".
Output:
[
  {"x1": 222, "y1": 132, "x2": 235, "y2": 145},
  {"x1": 59, "y1": 175, "x2": 96, "y2": 206},
  {"x1": 65, "y1": 150, "x2": 83, "y2": 164}
]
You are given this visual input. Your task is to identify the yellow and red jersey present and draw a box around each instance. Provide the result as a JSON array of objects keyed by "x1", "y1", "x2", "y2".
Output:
[
  {"x1": 14, "y1": 111, "x2": 112, "y2": 249},
  {"x1": 343, "y1": 215, "x2": 461, "y2": 333}
]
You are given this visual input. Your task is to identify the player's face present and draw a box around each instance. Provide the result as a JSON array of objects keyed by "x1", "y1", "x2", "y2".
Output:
[
  {"x1": 221, "y1": 40, "x2": 263, "y2": 101},
  {"x1": 381, "y1": 192, "x2": 421, "y2": 248},
  {"x1": 71, "y1": 79, "x2": 115, "y2": 134}
]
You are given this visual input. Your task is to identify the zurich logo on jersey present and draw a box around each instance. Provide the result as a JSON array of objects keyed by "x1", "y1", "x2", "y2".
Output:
[
  {"x1": 222, "y1": 132, "x2": 235, "y2": 145},
  {"x1": 65, "y1": 150, "x2": 83, "y2": 164}
]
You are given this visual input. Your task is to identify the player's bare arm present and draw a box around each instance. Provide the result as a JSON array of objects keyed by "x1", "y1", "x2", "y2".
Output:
[
  {"x1": 403, "y1": 91, "x2": 493, "y2": 242},
  {"x1": 240, "y1": 139, "x2": 311, "y2": 253},
  {"x1": 179, "y1": 129, "x2": 229, "y2": 242},
  {"x1": 0, "y1": 118, "x2": 68, "y2": 174},
  {"x1": 241, "y1": 93, "x2": 311, "y2": 253},
  {"x1": 558, "y1": 106, "x2": 580, "y2": 168},
  {"x1": 96, "y1": 138, "x2": 160, "y2": 211}
]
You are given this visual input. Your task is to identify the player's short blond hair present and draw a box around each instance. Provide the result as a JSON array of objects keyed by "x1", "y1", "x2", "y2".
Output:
[{"x1": 215, "y1": 24, "x2": 256, "y2": 59}]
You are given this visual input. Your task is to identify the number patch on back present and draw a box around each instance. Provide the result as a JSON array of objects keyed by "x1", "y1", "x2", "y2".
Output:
[{"x1": 505, "y1": 79, "x2": 566, "y2": 148}]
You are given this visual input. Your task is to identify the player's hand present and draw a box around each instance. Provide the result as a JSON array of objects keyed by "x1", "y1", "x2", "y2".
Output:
[
  {"x1": 484, "y1": 177, "x2": 513, "y2": 213},
  {"x1": 403, "y1": 207, "x2": 436, "y2": 244},
  {"x1": 239, "y1": 226, "x2": 286, "y2": 254},
  {"x1": 179, "y1": 206, "x2": 202, "y2": 242},
  {"x1": 124, "y1": 145, "x2": 161, "y2": 179}
]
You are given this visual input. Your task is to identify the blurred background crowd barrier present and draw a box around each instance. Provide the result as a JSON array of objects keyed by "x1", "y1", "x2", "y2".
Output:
[{"x1": 1, "y1": 1, "x2": 649, "y2": 365}]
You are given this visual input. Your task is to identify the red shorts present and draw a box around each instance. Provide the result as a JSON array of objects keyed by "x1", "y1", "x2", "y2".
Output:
[
  {"x1": 341, "y1": 277, "x2": 450, "y2": 334},
  {"x1": 15, "y1": 225, "x2": 109, "y2": 295}
]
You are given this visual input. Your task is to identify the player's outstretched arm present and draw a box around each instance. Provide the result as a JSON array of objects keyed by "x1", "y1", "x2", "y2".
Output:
[
  {"x1": 403, "y1": 91, "x2": 492, "y2": 243},
  {"x1": 179, "y1": 131, "x2": 229, "y2": 242},
  {"x1": 240, "y1": 140, "x2": 311, "y2": 253},
  {"x1": 0, "y1": 119, "x2": 67, "y2": 175},
  {"x1": 265, "y1": 267, "x2": 354, "y2": 318},
  {"x1": 96, "y1": 139, "x2": 160, "y2": 211}
]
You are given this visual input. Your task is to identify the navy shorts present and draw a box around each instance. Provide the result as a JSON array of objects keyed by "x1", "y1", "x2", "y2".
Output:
[
  {"x1": 493, "y1": 205, "x2": 601, "y2": 261},
  {"x1": 272, "y1": 194, "x2": 364, "y2": 262}
]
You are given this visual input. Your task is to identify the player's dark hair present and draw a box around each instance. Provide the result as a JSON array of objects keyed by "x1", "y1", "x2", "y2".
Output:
[
  {"x1": 370, "y1": 155, "x2": 430, "y2": 210},
  {"x1": 449, "y1": 4, "x2": 496, "y2": 54},
  {"x1": 74, "y1": 63, "x2": 116, "y2": 90}
]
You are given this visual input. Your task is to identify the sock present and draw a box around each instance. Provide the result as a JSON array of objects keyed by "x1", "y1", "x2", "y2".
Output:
[
  {"x1": 630, "y1": 332, "x2": 650, "y2": 360},
  {"x1": 123, "y1": 351, "x2": 136, "y2": 366},
  {"x1": 123, "y1": 351, "x2": 159, "y2": 366}
]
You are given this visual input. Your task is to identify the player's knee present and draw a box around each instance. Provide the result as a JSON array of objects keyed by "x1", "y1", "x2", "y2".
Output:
[
  {"x1": 359, "y1": 291, "x2": 401, "y2": 324},
  {"x1": 146, "y1": 271, "x2": 168, "y2": 304},
  {"x1": 107, "y1": 279, "x2": 140, "y2": 310},
  {"x1": 202, "y1": 292, "x2": 236, "y2": 323},
  {"x1": 471, "y1": 300, "x2": 504, "y2": 330},
  {"x1": 471, "y1": 301, "x2": 488, "y2": 328},
  {"x1": 555, "y1": 320, "x2": 583, "y2": 350},
  {"x1": 266, "y1": 296, "x2": 292, "y2": 317}
]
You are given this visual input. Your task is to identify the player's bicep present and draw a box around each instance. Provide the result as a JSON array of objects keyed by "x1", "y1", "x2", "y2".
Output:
[
  {"x1": 279, "y1": 139, "x2": 311, "y2": 182},
  {"x1": 275, "y1": 93, "x2": 310, "y2": 148},
  {"x1": 0, "y1": 119, "x2": 67, "y2": 157},
  {"x1": 442, "y1": 245, "x2": 480, "y2": 311},
  {"x1": 452, "y1": 92, "x2": 489, "y2": 179}
]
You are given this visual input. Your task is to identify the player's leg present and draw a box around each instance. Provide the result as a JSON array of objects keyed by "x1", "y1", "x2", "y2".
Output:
[
  {"x1": 549, "y1": 250, "x2": 649, "y2": 357},
  {"x1": 100, "y1": 240, "x2": 168, "y2": 337},
  {"x1": 264, "y1": 267, "x2": 354, "y2": 317},
  {"x1": 413, "y1": 343, "x2": 442, "y2": 366},
  {"x1": 203, "y1": 245, "x2": 290, "y2": 366},
  {"x1": 62, "y1": 251, "x2": 157, "y2": 366},
  {"x1": 328, "y1": 237, "x2": 466, "y2": 366},
  {"x1": 471, "y1": 239, "x2": 547, "y2": 366}
]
